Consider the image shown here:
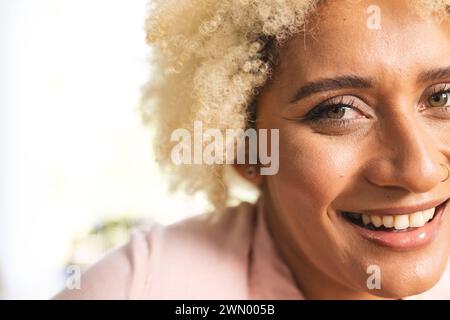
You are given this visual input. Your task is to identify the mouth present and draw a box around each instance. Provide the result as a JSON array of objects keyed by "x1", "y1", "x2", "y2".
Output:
[{"x1": 340, "y1": 198, "x2": 449, "y2": 250}]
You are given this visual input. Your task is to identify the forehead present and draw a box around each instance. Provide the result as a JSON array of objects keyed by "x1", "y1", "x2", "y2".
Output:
[{"x1": 276, "y1": 0, "x2": 450, "y2": 86}]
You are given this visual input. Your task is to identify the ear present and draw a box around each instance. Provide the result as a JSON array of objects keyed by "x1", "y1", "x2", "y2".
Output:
[{"x1": 232, "y1": 163, "x2": 263, "y2": 186}]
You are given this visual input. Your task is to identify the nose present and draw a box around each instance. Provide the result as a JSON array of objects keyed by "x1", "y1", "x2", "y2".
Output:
[{"x1": 364, "y1": 113, "x2": 445, "y2": 194}]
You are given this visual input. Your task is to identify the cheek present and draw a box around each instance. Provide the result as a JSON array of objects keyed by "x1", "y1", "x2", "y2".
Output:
[
  {"x1": 264, "y1": 128, "x2": 366, "y2": 284},
  {"x1": 269, "y1": 127, "x2": 361, "y2": 214}
]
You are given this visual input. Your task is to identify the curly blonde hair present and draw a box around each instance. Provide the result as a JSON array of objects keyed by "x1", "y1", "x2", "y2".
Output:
[{"x1": 141, "y1": 0, "x2": 450, "y2": 208}]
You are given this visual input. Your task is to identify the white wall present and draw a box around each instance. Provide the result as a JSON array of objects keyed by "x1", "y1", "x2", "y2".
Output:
[{"x1": 0, "y1": 0, "x2": 210, "y2": 299}]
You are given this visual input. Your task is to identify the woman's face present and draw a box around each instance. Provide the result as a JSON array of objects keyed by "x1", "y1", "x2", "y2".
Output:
[{"x1": 257, "y1": 0, "x2": 450, "y2": 298}]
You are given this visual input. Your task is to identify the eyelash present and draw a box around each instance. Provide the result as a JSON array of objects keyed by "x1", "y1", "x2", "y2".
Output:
[{"x1": 430, "y1": 83, "x2": 450, "y2": 97}]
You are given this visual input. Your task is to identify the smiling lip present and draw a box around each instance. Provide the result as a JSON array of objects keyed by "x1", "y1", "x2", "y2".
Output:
[{"x1": 342, "y1": 199, "x2": 448, "y2": 250}]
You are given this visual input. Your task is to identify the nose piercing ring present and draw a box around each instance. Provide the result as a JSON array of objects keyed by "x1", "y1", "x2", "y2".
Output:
[{"x1": 441, "y1": 163, "x2": 450, "y2": 182}]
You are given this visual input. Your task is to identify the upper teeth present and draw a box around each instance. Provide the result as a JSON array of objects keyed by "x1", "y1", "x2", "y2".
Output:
[{"x1": 355, "y1": 208, "x2": 436, "y2": 230}]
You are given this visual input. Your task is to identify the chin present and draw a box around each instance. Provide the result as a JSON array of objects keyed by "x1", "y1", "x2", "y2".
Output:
[
  {"x1": 350, "y1": 243, "x2": 450, "y2": 299},
  {"x1": 367, "y1": 270, "x2": 443, "y2": 299}
]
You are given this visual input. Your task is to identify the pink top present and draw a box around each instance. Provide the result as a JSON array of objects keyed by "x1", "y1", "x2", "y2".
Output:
[{"x1": 55, "y1": 201, "x2": 450, "y2": 299}]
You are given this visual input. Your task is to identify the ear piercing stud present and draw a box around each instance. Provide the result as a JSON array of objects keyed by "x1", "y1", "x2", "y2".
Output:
[{"x1": 245, "y1": 166, "x2": 257, "y2": 178}]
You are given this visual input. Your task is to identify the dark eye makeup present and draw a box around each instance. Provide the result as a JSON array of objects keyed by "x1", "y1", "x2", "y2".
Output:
[
  {"x1": 287, "y1": 83, "x2": 450, "y2": 132},
  {"x1": 294, "y1": 96, "x2": 368, "y2": 130}
]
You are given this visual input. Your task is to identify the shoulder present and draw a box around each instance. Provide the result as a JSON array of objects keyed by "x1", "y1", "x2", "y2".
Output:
[
  {"x1": 149, "y1": 201, "x2": 257, "y2": 261},
  {"x1": 136, "y1": 201, "x2": 257, "y2": 299},
  {"x1": 54, "y1": 202, "x2": 257, "y2": 299}
]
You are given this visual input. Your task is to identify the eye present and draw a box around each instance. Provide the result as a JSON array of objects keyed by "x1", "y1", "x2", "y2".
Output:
[
  {"x1": 421, "y1": 84, "x2": 450, "y2": 119},
  {"x1": 305, "y1": 97, "x2": 366, "y2": 122},
  {"x1": 428, "y1": 91, "x2": 449, "y2": 108},
  {"x1": 283, "y1": 95, "x2": 372, "y2": 134},
  {"x1": 322, "y1": 105, "x2": 361, "y2": 120}
]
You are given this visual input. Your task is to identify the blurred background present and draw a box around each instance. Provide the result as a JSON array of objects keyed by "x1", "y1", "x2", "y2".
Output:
[{"x1": 0, "y1": 0, "x2": 217, "y2": 299}]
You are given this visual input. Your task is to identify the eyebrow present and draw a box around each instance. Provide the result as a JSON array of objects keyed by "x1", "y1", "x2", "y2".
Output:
[
  {"x1": 290, "y1": 75, "x2": 373, "y2": 103},
  {"x1": 417, "y1": 66, "x2": 450, "y2": 84}
]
